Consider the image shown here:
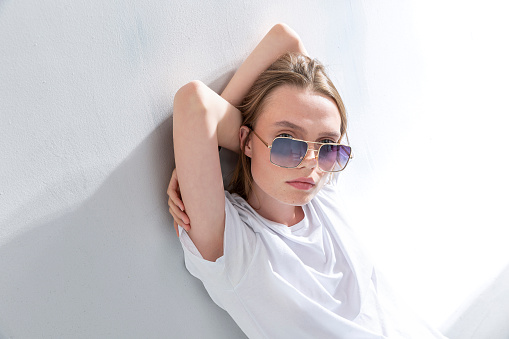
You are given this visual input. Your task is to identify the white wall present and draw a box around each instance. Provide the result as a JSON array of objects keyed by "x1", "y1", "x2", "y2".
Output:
[{"x1": 1, "y1": 1, "x2": 508, "y2": 338}]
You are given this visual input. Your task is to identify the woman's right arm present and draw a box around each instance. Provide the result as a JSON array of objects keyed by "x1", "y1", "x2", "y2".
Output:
[{"x1": 172, "y1": 24, "x2": 306, "y2": 262}]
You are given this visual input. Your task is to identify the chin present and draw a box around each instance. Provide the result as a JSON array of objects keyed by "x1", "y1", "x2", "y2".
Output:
[{"x1": 280, "y1": 191, "x2": 318, "y2": 206}]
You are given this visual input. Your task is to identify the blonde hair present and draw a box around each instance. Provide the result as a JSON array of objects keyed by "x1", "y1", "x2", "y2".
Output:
[{"x1": 228, "y1": 52, "x2": 347, "y2": 199}]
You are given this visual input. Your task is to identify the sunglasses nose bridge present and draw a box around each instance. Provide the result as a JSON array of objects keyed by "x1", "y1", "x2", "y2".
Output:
[
  {"x1": 311, "y1": 142, "x2": 325, "y2": 157},
  {"x1": 299, "y1": 146, "x2": 321, "y2": 170},
  {"x1": 311, "y1": 149, "x2": 320, "y2": 159}
]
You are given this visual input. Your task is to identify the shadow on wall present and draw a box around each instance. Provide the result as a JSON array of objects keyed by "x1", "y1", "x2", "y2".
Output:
[
  {"x1": 445, "y1": 264, "x2": 509, "y2": 339},
  {"x1": 0, "y1": 116, "x2": 245, "y2": 338}
]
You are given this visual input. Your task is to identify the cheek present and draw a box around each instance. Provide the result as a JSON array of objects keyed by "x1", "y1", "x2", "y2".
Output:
[
  {"x1": 250, "y1": 152, "x2": 271, "y2": 183},
  {"x1": 250, "y1": 152, "x2": 286, "y2": 192},
  {"x1": 250, "y1": 145, "x2": 271, "y2": 175}
]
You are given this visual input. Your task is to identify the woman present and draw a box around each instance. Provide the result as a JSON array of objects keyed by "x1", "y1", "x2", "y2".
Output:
[{"x1": 169, "y1": 24, "x2": 446, "y2": 339}]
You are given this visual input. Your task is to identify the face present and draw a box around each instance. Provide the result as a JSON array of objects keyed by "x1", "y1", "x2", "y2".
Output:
[{"x1": 241, "y1": 85, "x2": 342, "y2": 208}]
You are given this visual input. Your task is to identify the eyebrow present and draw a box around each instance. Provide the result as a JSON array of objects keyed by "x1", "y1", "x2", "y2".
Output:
[
  {"x1": 274, "y1": 120, "x2": 305, "y2": 132},
  {"x1": 274, "y1": 120, "x2": 341, "y2": 140}
]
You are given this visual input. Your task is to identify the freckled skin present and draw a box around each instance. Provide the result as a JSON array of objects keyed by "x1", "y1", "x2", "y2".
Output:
[{"x1": 242, "y1": 85, "x2": 342, "y2": 225}]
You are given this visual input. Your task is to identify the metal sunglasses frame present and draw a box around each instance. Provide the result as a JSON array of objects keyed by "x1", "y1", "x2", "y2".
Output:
[{"x1": 249, "y1": 128, "x2": 353, "y2": 173}]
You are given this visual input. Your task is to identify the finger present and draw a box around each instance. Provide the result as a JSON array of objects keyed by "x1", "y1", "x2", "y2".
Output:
[
  {"x1": 169, "y1": 205, "x2": 191, "y2": 232},
  {"x1": 168, "y1": 181, "x2": 185, "y2": 213},
  {"x1": 173, "y1": 218, "x2": 190, "y2": 235},
  {"x1": 167, "y1": 180, "x2": 175, "y2": 196},
  {"x1": 168, "y1": 197, "x2": 190, "y2": 225},
  {"x1": 167, "y1": 169, "x2": 177, "y2": 195},
  {"x1": 169, "y1": 205, "x2": 185, "y2": 227},
  {"x1": 169, "y1": 175, "x2": 183, "y2": 209},
  {"x1": 168, "y1": 188, "x2": 186, "y2": 213},
  {"x1": 168, "y1": 168, "x2": 179, "y2": 191}
]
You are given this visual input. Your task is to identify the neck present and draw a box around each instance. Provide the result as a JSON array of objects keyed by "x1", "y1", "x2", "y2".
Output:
[{"x1": 247, "y1": 186, "x2": 304, "y2": 227}]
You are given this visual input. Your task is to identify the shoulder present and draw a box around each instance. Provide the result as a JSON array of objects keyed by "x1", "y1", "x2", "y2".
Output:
[{"x1": 224, "y1": 191, "x2": 259, "y2": 224}]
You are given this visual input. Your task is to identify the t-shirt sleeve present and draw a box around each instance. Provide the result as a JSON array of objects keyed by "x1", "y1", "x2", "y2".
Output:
[{"x1": 179, "y1": 192, "x2": 258, "y2": 289}]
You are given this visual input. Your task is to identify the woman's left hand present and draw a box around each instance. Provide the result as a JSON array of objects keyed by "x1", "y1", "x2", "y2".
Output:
[{"x1": 167, "y1": 168, "x2": 190, "y2": 236}]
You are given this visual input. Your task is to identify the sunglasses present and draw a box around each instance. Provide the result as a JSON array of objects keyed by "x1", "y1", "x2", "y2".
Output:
[{"x1": 250, "y1": 129, "x2": 353, "y2": 172}]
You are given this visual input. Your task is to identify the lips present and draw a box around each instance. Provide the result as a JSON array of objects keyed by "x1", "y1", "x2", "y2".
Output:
[{"x1": 286, "y1": 177, "x2": 315, "y2": 190}]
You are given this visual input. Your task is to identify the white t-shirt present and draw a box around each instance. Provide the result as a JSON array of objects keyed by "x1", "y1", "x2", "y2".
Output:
[{"x1": 179, "y1": 182, "x2": 446, "y2": 339}]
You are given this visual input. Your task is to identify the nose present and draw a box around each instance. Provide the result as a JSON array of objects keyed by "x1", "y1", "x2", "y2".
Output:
[{"x1": 299, "y1": 148, "x2": 319, "y2": 168}]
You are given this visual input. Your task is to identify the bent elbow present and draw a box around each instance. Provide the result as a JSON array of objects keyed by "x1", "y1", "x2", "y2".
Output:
[
  {"x1": 173, "y1": 80, "x2": 208, "y2": 117},
  {"x1": 173, "y1": 80, "x2": 218, "y2": 143},
  {"x1": 270, "y1": 23, "x2": 303, "y2": 52}
]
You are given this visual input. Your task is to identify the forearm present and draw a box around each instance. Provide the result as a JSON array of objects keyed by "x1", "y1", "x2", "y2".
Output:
[
  {"x1": 216, "y1": 97, "x2": 242, "y2": 152},
  {"x1": 221, "y1": 23, "x2": 308, "y2": 107},
  {"x1": 210, "y1": 24, "x2": 307, "y2": 153}
]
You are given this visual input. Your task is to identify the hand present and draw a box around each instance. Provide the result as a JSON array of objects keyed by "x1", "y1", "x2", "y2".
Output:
[{"x1": 167, "y1": 168, "x2": 190, "y2": 236}]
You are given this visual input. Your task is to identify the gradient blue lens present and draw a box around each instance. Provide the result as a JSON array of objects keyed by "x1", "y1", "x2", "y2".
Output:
[
  {"x1": 317, "y1": 144, "x2": 338, "y2": 171},
  {"x1": 337, "y1": 145, "x2": 352, "y2": 170},
  {"x1": 318, "y1": 144, "x2": 351, "y2": 172},
  {"x1": 270, "y1": 138, "x2": 307, "y2": 168}
]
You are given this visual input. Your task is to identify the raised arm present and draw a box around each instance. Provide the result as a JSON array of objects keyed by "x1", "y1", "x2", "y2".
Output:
[
  {"x1": 221, "y1": 23, "x2": 307, "y2": 108},
  {"x1": 172, "y1": 24, "x2": 306, "y2": 261}
]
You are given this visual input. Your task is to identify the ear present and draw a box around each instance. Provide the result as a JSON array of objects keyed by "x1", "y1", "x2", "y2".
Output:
[{"x1": 239, "y1": 126, "x2": 253, "y2": 158}]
